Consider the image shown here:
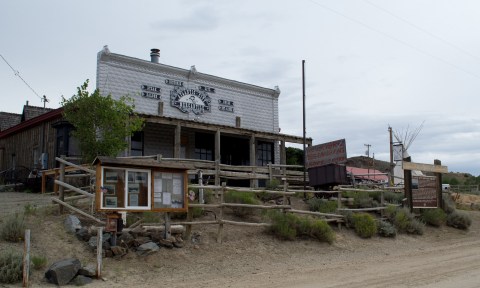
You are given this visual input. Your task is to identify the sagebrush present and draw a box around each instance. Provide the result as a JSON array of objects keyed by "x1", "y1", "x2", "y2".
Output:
[
  {"x1": 352, "y1": 213, "x2": 377, "y2": 238},
  {"x1": 0, "y1": 214, "x2": 26, "y2": 242},
  {"x1": 0, "y1": 251, "x2": 23, "y2": 284}
]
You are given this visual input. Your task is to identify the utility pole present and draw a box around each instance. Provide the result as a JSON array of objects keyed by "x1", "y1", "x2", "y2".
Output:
[
  {"x1": 364, "y1": 144, "x2": 371, "y2": 181},
  {"x1": 388, "y1": 126, "x2": 394, "y2": 186},
  {"x1": 364, "y1": 144, "x2": 371, "y2": 158},
  {"x1": 302, "y1": 60, "x2": 306, "y2": 199}
]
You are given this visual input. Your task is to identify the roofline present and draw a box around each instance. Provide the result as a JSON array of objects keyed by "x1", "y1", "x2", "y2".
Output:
[
  {"x1": 0, "y1": 108, "x2": 64, "y2": 139},
  {"x1": 97, "y1": 51, "x2": 280, "y2": 98}
]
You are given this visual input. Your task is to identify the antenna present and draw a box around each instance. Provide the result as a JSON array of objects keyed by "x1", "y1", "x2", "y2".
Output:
[{"x1": 41, "y1": 95, "x2": 49, "y2": 108}]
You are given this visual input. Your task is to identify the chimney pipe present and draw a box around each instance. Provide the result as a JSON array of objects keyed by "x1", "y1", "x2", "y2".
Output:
[{"x1": 150, "y1": 48, "x2": 160, "y2": 63}]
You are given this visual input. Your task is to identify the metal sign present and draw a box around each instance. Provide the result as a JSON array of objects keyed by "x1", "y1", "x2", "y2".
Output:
[
  {"x1": 170, "y1": 87, "x2": 211, "y2": 115},
  {"x1": 306, "y1": 139, "x2": 347, "y2": 169},
  {"x1": 393, "y1": 144, "x2": 403, "y2": 161}
]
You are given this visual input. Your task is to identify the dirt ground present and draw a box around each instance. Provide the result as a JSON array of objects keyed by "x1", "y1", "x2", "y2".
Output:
[{"x1": 1, "y1": 191, "x2": 480, "y2": 288}]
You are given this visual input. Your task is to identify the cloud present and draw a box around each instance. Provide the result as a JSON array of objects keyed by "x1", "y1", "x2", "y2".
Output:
[{"x1": 150, "y1": 7, "x2": 219, "y2": 32}]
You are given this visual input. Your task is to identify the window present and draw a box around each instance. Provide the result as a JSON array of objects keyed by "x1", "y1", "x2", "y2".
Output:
[
  {"x1": 131, "y1": 131, "x2": 144, "y2": 156},
  {"x1": 195, "y1": 133, "x2": 214, "y2": 160},
  {"x1": 101, "y1": 167, "x2": 151, "y2": 210},
  {"x1": 257, "y1": 141, "x2": 273, "y2": 166}
]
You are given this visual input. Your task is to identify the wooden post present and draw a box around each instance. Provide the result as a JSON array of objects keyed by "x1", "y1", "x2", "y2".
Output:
[
  {"x1": 250, "y1": 135, "x2": 256, "y2": 188},
  {"x1": 185, "y1": 206, "x2": 193, "y2": 241},
  {"x1": 96, "y1": 227, "x2": 103, "y2": 279},
  {"x1": 198, "y1": 170, "x2": 204, "y2": 204},
  {"x1": 434, "y1": 159, "x2": 444, "y2": 209},
  {"x1": 268, "y1": 163, "x2": 273, "y2": 182},
  {"x1": 282, "y1": 178, "x2": 288, "y2": 208},
  {"x1": 59, "y1": 156, "x2": 66, "y2": 214},
  {"x1": 164, "y1": 213, "x2": 171, "y2": 239},
  {"x1": 280, "y1": 140, "x2": 286, "y2": 176},
  {"x1": 174, "y1": 124, "x2": 181, "y2": 158},
  {"x1": 337, "y1": 190, "x2": 342, "y2": 229},
  {"x1": 380, "y1": 190, "x2": 385, "y2": 217},
  {"x1": 23, "y1": 229, "x2": 30, "y2": 288},
  {"x1": 217, "y1": 182, "x2": 226, "y2": 243},
  {"x1": 41, "y1": 173, "x2": 46, "y2": 194},
  {"x1": 54, "y1": 169, "x2": 59, "y2": 194},
  {"x1": 403, "y1": 157, "x2": 413, "y2": 213}
]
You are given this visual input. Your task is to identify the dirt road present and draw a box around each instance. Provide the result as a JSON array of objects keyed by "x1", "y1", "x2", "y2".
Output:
[{"x1": 1, "y1": 192, "x2": 479, "y2": 287}]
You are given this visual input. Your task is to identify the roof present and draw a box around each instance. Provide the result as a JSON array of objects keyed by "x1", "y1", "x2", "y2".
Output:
[
  {"x1": 93, "y1": 156, "x2": 194, "y2": 170},
  {"x1": 21, "y1": 105, "x2": 54, "y2": 122},
  {"x1": 346, "y1": 166, "x2": 389, "y2": 182},
  {"x1": 0, "y1": 112, "x2": 21, "y2": 131},
  {"x1": 0, "y1": 108, "x2": 63, "y2": 139}
]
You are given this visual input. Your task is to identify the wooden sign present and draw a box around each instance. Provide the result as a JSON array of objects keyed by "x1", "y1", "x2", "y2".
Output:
[{"x1": 403, "y1": 162, "x2": 448, "y2": 174}]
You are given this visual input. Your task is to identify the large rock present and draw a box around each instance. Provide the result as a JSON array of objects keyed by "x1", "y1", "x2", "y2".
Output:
[
  {"x1": 72, "y1": 275, "x2": 93, "y2": 286},
  {"x1": 111, "y1": 246, "x2": 128, "y2": 257},
  {"x1": 64, "y1": 215, "x2": 82, "y2": 233},
  {"x1": 136, "y1": 242, "x2": 160, "y2": 256},
  {"x1": 118, "y1": 232, "x2": 135, "y2": 247},
  {"x1": 76, "y1": 227, "x2": 91, "y2": 241},
  {"x1": 78, "y1": 264, "x2": 96, "y2": 277},
  {"x1": 88, "y1": 233, "x2": 112, "y2": 250},
  {"x1": 45, "y1": 258, "x2": 82, "y2": 286}
]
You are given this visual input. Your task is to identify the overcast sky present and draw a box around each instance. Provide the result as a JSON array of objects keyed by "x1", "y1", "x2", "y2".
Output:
[{"x1": 1, "y1": 0, "x2": 479, "y2": 176}]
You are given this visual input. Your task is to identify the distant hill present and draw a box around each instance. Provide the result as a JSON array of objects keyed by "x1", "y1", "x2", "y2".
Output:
[{"x1": 345, "y1": 156, "x2": 391, "y2": 173}]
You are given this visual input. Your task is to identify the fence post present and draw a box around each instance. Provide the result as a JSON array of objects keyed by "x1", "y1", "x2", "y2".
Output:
[
  {"x1": 337, "y1": 191, "x2": 342, "y2": 230},
  {"x1": 164, "y1": 212, "x2": 171, "y2": 239},
  {"x1": 217, "y1": 182, "x2": 226, "y2": 243},
  {"x1": 380, "y1": 190, "x2": 385, "y2": 217},
  {"x1": 23, "y1": 229, "x2": 30, "y2": 288},
  {"x1": 198, "y1": 170, "x2": 204, "y2": 204},
  {"x1": 185, "y1": 205, "x2": 192, "y2": 241},
  {"x1": 59, "y1": 155, "x2": 66, "y2": 214},
  {"x1": 96, "y1": 227, "x2": 103, "y2": 279},
  {"x1": 215, "y1": 160, "x2": 220, "y2": 197}
]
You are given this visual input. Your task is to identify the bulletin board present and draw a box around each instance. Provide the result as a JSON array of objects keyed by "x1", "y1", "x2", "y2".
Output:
[{"x1": 152, "y1": 169, "x2": 188, "y2": 212}]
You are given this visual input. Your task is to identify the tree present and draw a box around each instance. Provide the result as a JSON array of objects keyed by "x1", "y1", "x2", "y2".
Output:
[
  {"x1": 286, "y1": 147, "x2": 304, "y2": 166},
  {"x1": 61, "y1": 80, "x2": 144, "y2": 163}
]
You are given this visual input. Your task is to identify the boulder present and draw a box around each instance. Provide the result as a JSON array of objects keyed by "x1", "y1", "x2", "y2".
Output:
[
  {"x1": 136, "y1": 242, "x2": 160, "y2": 256},
  {"x1": 45, "y1": 258, "x2": 82, "y2": 286},
  {"x1": 76, "y1": 227, "x2": 91, "y2": 242},
  {"x1": 64, "y1": 215, "x2": 82, "y2": 233},
  {"x1": 78, "y1": 264, "x2": 96, "y2": 277},
  {"x1": 111, "y1": 246, "x2": 128, "y2": 257},
  {"x1": 118, "y1": 232, "x2": 135, "y2": 247},
  {"x1": 72, "y1": 275, "x2": 93, "y2": 286},
  {"x1": 133, "y1": 236, "x2": 151, "y2": 247},
  {"x1": 158, "y1": 238, "x2": 174, "y2": 249}
]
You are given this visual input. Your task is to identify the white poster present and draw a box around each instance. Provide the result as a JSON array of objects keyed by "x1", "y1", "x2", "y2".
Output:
[
  {"x1": 163, "y1": 192, "x2": 171, "y2": 205},
  {"x1": 173, "y1": 178, "x2": 182, "y2": 195}
]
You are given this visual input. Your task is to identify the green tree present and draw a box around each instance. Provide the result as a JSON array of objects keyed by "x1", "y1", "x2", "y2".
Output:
[
  {"x1": 61, "y1": 80, "x2": 144, "y2": 163},
  {"x1": 286, "y1": 147, "x2": 304, "y2": 166}
]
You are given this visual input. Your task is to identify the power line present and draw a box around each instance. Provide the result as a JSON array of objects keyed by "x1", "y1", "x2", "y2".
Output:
[
  {"x1": 307, "y1": 0, "x2": 480, "y2": 80},
  {"x1": 363, "y1": 0, "x2": 480, "y2": 63},
  {"x1": 0, "y1": 53, "x2": 47, "y2": 102}
]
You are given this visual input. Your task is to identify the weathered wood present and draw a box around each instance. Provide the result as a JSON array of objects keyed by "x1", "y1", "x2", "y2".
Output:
[
  {"x1": 96, "y1": 227, "x2": 102, "y2": 279},
  {"x1": 339, "y1": 187, "x2": 384, "y2": 193},
  {"x1": 59, "y1": 158, "x2": 65, "y2": 214},
  {"x1": 337, "y1": 207, "x2": 387, "y2": 212},
  {"x1": 55, "y1": 180, "x2": 94, "y2": 198},
  {"x1": 219, "y1": 170, "x2": 270, "y2": 180},
  {"x1": 128, "y1": 218, "x2": 143, "y2": 229},
  {"x1": 220, "y1": 219, "x2": 271, "y2": 227},
  {"x1": 23, "y1": 229, "x2": 30, "y2": 288},
  {"x1": 174, "y1": 220, "x2": 218, "y2": 225},
  {"x1": 225, "y1": 187, "x2": 296, "y2": 195},
  {"x1": 55, "y1": 157, "x2": 96, "y2": 174},
  {"x1": 217, "y1": 183, "x2": 225, "y2": 243},
  {"x1": 142, "y1": 224, "x2": 185, "y2": 234},
  {"x1": 188, "y1": 204, "x2": 221, "y2": 208},
  {"x1": 288, "y1": 209, "x2": 345, "y2": 218},
  {"x1": 64, "y1": 194, "x2": 90, "y2": 201},
  {"x1": 51, "y1": 198, "x2": 105, "y2": 224},
  {"x1": 223, "y1": 203, "x2": 290, "y2": 209},
  {"x1": 403, "y1": 161, "x2": 448, "y2": 174}
]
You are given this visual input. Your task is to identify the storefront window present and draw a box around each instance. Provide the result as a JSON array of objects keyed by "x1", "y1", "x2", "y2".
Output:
[{"x1": 257, "y1": 141, "x2": 273, "y2": 166}]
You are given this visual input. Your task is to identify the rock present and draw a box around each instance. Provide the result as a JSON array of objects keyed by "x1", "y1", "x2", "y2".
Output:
[
  {"x1": 118, "y1": 232, "x2": 135, "y2": 247},
  {"x1": 78, "y1": 264, "x2": 96, "y2": 277},
  {"x1": 173, "y1": 241, "x2": 184, "y2": 248},
  {"x1": 111, "y1": 246, "x2": 128, "y2": 257},
  {"x1": 158, "y1": 238, "x2": 174, "y2": 249},
  {"x1": 191, "y1": 232, "x2": 202, "y2": 244},
  {"x1": 72, "y1": 275, "x2": 93, "y2": 286},
  {"x1": 76, "y1": 227, "x2": 91, "y2": 242},
  {"x1": 88, "y1": 233, "x2": 112, "y2": 250},
  {"x1": 130, "y1": 226, "x2": 146, "y2": 237},
  {"x1": 64, "y1": 215, "x2": 82, "y2": 233},
  {"x1": 45, "y1": 258, "x2": 82, "y2": 286},
  {"x1": 136, "y1": 242, "x2": 160, "y2": 256},
  {"x1": 133, "y1": 236, "x2": 151, "y2": 247}
]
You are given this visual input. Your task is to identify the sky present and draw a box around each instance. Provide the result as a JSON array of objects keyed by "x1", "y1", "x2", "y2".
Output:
[{"x1": 1, "y1": 0, "x2": 479, "y2": 176}]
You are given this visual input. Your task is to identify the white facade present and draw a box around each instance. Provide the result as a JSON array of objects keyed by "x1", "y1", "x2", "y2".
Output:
[{"x1": 96, "y1": 48, "x2": 280, "y2": 134}]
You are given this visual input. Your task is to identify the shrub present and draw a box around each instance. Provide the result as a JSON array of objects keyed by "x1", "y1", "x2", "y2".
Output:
[
  {"x1": 0, "y1": 251, "x2": 23, "y2": 284},
  {"x1": 383, "y1": 192, "x2": 405, "y2": 204},
  {"x1": 384, "y1": 204, "x2": 398, "y2": 221},
  {"x1": 443, "y1": 196, "x2": 456, "y2": 214},
  {"x1": 353, "y1": 192, "x2": 373, "y2": 208},
  {"x1": 421, "y1": 208, "x2": 447, "y2": 227},
  {"x1": 266, "y1": 211, "x2": 298, "y2": 240},
  {"x1": 407, "y1": 218, "x2": 425, "y2": 235},
  {"x1": 24, "y1": 203, "x2": 37, "y2": 216},
  {"x1": 446, "y1": 210, "x2": 472, "y2": 230},
  {"x1": 265, "y1": 211, "x2": 335, "y2": 243},
  {"x1": 31, "y1": 255, "x2": 48, "y2": 270},
  {"x1": 225, "y1": 190, "x2": 260, "y2": 217},
  {"x1": 141, "y1": 211, "x2": 162, "y2": 223},
  {"x1": 377, "y1": 220, "x2": 396, "y2": 237},
  {"x1": 0, "y1": 214, "x2": 25, "y2": 242},
  {"x1": 352, "y1": 213, "x2": 377, "y2": 238},
  {"x1": 339, "y1": 210, "x2": 355, "y2": 228},
  {"x1": 266, "y1": 179, "x2": 280, "y2": 190},
  {"x1": 307, "y1": 198, "x2": 337, "y2": 214}
]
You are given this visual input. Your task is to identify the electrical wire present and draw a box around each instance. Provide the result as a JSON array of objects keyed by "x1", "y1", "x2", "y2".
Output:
[
  {"x1": 307, "y1": 0, "x2": 480, "y2": 80},
  {"x1": 363, "y1": 0, "x2": 480, "y2": 63},
  {"x1": 0, "y1": 53, "x2": 47, "y2": 102}
]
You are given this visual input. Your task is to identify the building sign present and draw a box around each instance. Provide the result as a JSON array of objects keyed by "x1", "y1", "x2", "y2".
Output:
[
  {"x1": 218, "y1": 99, "x2": 234, "y2": 112},
  {"x1": 165, "y1": 79, "x2": 184, "y2": 87},
  {"x1": 199, "y1": 85, "x2": 215, "y2": 93},
  {"x1": 170, "y1": 87, "x2": 211, "y2": 115},
  {"x1": 141, "y1": 85, "x2": 161, "y2": 100},
  {"x1": 306, "y1": 139, "x2": 347, "y2": 169},
  {"x1": 412, "y1": 176, "x2": 438, "y2": 208}
]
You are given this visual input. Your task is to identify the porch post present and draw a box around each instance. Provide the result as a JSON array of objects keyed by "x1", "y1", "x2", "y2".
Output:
[
  {"x1": 215, "y1": 129, "x2": 221, "y2": 186},
  {"x1": 250, "y1": 135, "x2": 256, "y2": 188},
  {"x1": 174, "y1": 123, "x2": 181, "y2": 158}
]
